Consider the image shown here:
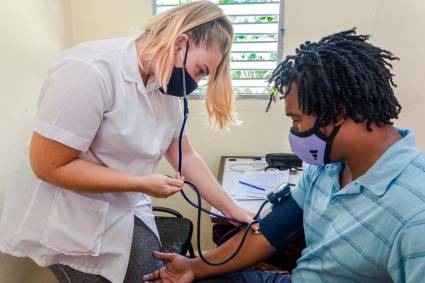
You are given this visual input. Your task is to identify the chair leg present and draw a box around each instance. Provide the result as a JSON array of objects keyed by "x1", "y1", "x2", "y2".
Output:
[{"x1": 188, "y1": 243, "x2": 196, "y2": 258}]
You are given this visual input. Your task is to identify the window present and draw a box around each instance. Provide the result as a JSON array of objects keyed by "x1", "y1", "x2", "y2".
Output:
[{"x1": 154, "y1": 0, "x2": 284, "y2": 98}]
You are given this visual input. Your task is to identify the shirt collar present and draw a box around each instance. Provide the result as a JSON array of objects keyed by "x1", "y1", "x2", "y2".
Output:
[
  {"x1": 119, "y1": 32, "x2": 161, "y2": 94},
  {"x1": 119, "y1": 32, "x2": 144, "y2": 84},
  {"x1": 324, "y1": 163, "x2": 363, "y2": 196},
  {"x1": 324, "y1": 128, "x2": 421, "y2": 197},
  {"x1": 358, "y1": 128, "x2": 421, "y2": 196}
]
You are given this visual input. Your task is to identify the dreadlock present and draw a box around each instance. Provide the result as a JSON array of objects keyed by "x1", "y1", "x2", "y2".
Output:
[{"x1": 267, "y1": 28, "x2": 401, "y2": 131}]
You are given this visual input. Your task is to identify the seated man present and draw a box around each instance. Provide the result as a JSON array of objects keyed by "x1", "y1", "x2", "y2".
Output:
[{"x1": 143, "y1": 29, "x2": 425, "y2": 283}]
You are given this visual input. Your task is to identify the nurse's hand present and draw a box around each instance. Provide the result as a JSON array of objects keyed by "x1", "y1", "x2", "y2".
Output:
[
  {"x1": 141, "y1": 174, "x2": 184, "y2": 198},
  {"x1": 143, "y1": 251, "x2": 195, "y2": 283}
]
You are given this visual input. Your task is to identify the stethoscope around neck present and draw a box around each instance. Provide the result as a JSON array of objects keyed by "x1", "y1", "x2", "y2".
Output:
[{"x1": 171, "y1": 48, "x2": 290, "y2": 266}]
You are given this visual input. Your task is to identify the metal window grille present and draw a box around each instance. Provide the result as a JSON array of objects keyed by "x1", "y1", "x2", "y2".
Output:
[{"x1": 154, "y1": 0, "x2": 284, "y2": 99}]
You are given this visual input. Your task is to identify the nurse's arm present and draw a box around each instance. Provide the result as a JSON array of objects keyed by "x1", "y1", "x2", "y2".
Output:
[
  {"x1": 165, "y1": 135, "x2": 252, "y2": 222},
  {"x1": 30, "y1": 132, "x2": 183, "y2": 197}
]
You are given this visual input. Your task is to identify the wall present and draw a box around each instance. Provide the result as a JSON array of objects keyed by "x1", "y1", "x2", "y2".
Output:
[
  {"x1": 0, "y1": 1, "x2": 73, "y2": 282},
  {"x1": 69, "y1": 0, "x2": 154, "y2": 43}
]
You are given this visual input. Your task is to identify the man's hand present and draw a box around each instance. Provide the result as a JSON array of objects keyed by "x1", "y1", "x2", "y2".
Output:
[{"x1": 143, "y1": 251, "x2": 196, "y2": 283}]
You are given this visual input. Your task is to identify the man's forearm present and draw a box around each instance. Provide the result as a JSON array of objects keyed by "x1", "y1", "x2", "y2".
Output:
[{"x1": 191, "y1": 229, "x2": 275, "y2": 279}]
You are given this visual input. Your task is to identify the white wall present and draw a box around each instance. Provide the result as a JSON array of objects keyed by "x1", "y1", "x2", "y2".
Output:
[
  {"x1": 0, "y1": 1, "x2": 73, "y2": 282},
  {"x1": 69, "y1": 0, "x2": 154, "y2": 43}
]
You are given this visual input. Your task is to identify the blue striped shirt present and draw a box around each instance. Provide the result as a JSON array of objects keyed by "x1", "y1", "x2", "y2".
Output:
[{"x1": 291, "y1": 128, "x2": 425, "y2": 283}]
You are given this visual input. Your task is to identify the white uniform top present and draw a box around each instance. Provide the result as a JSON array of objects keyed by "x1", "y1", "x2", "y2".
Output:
[{"x1": 0, "y1": 33, "x2": 184, "y2": 283}]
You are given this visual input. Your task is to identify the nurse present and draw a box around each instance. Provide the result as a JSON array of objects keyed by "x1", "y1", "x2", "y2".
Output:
[{"x1": 0, "y1": 1, "x2": 253, "y2": 282}]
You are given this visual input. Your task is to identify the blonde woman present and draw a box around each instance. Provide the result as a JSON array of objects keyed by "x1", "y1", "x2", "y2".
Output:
[{"x1": 0, "y1": 1, "x2": 253, "y2": 282}]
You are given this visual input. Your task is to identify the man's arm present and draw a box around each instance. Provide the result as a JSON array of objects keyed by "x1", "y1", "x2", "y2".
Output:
[
  {"x1": 143, "y1": 229, "x2": 275, "y2": 282},
  {"x1": 192, "y1": 192, "x2": 304, "y2": 278},
  {"x1": 144, "y1": 183, "x2": 305, "y2": 282},
  {"x1": 387, "y1": 210, "x2": 425, "y2": 283},
  {"x1": 192, "y1": 228, "x2": 275, "y2": 278}
]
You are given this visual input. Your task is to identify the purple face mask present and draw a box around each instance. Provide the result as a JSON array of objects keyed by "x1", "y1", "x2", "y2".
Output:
[{"x1": 288, "y1": 121, "x2": 341, "y2": 165}]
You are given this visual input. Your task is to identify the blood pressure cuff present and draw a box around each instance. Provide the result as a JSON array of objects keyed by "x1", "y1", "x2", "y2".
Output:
[{"x1": 259, "y1": 193, "x2": 304, "y2": 250}]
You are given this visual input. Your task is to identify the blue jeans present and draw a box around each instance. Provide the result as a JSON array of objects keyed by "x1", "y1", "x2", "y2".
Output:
[{"x1": 197, "y1": 269, "x2": 292, "y2": 283}]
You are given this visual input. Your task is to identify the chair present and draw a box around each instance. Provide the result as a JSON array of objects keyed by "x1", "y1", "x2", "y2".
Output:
[{"x1": 153, "y1": 206, "x2": 195, "y2": 258}]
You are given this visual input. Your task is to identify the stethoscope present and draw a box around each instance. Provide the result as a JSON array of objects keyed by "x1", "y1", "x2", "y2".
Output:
[{"x1": 172, "y1": 50, "x2": 291, "y2": 266}]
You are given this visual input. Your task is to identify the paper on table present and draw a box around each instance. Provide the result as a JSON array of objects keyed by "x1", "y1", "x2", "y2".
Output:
[{"x1": 229, "y1": 170, "x2": 289, "y2": 200}]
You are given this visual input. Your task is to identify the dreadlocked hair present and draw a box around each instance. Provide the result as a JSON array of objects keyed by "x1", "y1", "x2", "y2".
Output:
[{"x1": 268, "y1": 28, "x2": 401, "y2": 131}]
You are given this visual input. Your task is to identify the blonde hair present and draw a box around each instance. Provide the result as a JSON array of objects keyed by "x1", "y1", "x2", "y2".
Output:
[{"x1": 140, "y1": 0, "x2": 237, "y2": 129}]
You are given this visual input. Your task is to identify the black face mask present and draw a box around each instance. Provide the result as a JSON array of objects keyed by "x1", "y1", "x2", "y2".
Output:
[{"x1": 159, "y1": 44, "x2": 198, "y2": 97}]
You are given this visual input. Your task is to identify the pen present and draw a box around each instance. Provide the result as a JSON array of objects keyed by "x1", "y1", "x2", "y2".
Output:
[{"x1": 238, "y1": 181, "x2": 266, "y2": 192}]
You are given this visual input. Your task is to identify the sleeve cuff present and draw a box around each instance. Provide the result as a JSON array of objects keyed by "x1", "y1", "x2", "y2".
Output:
[{"x1": 33, "y1": 118, "x2": 91, "y2": 152}]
